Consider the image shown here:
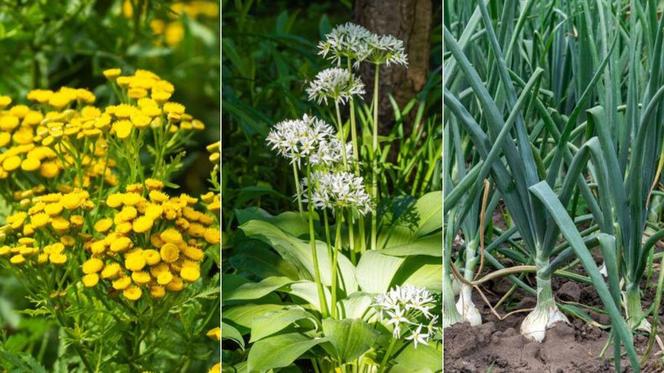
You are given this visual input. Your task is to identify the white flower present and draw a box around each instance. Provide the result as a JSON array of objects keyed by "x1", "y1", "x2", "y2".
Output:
[
  {"x1": 302, "y1": 171, "x2": 373, "y2": 214},
  {"x1": 318, "y1": 22, "x2": 373, "y2": 65},
  {"x1": 366, "y1": 33, "x2": 408, "y2": 67},
  {"x1": 306, "y1": 68, "x2": 365, "y2": 105},
  {"x1": 265, "y1": 114, "x2": 335, "y2": 167},
  {"x1": 405, "y1": 324, "x2": 430, "y2": 348},
  {"x1": 373, "y1": 285, "x2": 438, "y2": 347},
  {"x1": 309, "y1": 137, "x2": 353, "y2": 167}
]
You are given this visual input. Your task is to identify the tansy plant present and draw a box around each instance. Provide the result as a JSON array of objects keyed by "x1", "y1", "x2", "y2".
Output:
[
  {"x1": 222, "y1": 23, "x2": 441, "y2": 373},
  {"x1": 0, "y1": 68, "x2": 219, "y2": 372}
]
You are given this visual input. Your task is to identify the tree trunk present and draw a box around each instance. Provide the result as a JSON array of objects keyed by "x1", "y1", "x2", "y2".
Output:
[{"x1": 354, "y1": 0, "x2": 433, "y2": 133}]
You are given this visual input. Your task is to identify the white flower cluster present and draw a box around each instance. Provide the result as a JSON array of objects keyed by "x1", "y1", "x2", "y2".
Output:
[
  {"x1": 374, "y1": 285, "x2": 438, "y2": 348},
  {"x1": 318, "y1": 22, "x2": 373, "y2": 65},
  {"x1": 266, "y1": 114, "x2": 350, "y2": 168},
  {"x1": 317, "y1": 22, "x2": 408, "y2": 67},
  {"x1": 306, "y1": 68, "x2": 365, "y2": 105},
  {"x1": 303, "y1": 171, "x2": 372, "y2": 214}
]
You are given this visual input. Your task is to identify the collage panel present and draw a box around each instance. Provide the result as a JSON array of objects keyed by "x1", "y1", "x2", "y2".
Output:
[
  {"x1": 221, "y1": 1, "x2": 442, "y2": 372},
  {"x1": 0, "y1": 1, "x2": 220, "y2": 371},
  {"x1": 445, "y1": 0, "x2": 664, "y2": 372}
]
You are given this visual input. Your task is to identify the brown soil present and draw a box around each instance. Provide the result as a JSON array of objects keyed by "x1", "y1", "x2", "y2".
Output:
[{"x1": 444, "y1": 276, "x2": 664, "y2": 373}]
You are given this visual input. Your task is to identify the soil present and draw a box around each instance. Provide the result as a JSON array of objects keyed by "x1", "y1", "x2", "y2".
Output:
[{"x1": 444, "y1": 276, "x2": 664, "y2": 373}]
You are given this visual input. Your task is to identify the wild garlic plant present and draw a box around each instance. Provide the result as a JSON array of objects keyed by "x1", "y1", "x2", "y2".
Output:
[{"x1": 223, "y1": 22, "x2": 440, "y2": 373}]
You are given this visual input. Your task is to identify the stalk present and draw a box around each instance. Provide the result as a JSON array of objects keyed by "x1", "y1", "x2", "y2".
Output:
[
  {"x1": 348, "y1": 210, "x2": 356, "y2": 264},
  {"x1": 331, "y1": 209, "x2": 344, "y2": 319},
  {"x1": 347, "y1": 59, "x2": 360, "y2": 174},
  {"x1": 377, "y1": 337, "x2": 398, "y2": 373},
  {"x1": 370, "y1": 65, "x2": 380, "y2": 251},
  {"x1": 625, "y1": 284, "x2": 650, "y2": 331},
  {"x1": 306, "y1": 165, "x2": 329, "y2": 317},
  {"x1": 520, "y1": 250, "x2": 568, "y2": 342},
  {"x1": 455, "y1": 238, "x2": 482, "y2": 326},
  {"x1": 334, "y1": 100, "x2": 349, "y2": 169},
  {"x1": 443, "y1": 212, "x2": 463, "y2": 327},
  {"x1": 293, "y1": 162, "x2": 304, "y2": 215}
]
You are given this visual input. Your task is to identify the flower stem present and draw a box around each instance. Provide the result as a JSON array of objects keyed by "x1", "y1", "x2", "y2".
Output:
[
  {"x1": 331, "y1": 209, "x2": 343, "y2": 319},
  {"x1": 293, "y1": 163, "x2": 304, "y2": 215},
  {"x1": 335, "y1": 100, "x2": 348, "y2": 170},
  {"x1": 377, "y1": 337, "x2": 398, "y2": 373},
  {"x1": 347, "y1": 59, "x2": 360, "y2": 174},
  {"x1": 307, "y1": 165, "x2": 329, "y2": 317},
  {"x1": 370, "y1": 66, "x2": 380, "y2": 251}
]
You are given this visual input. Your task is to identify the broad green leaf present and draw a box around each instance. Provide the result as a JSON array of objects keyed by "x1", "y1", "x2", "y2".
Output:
[
  {"x1": 223, "y1": 304, "x2": 285, "y2": 331},
  {"x1": 391, "y1": 342, "x2": 442, "y2": 372},
  {"x1": 339, "y1": 292, "x2": 373, "y2": 319},
  {"x1": 250, "y1": 308, "x2": 317, "y2": 343},
  {"x1": 247, "y1": 333, "x2": 326, "y2": 372},
  {"x1": 235, "y1": 207, "x2": 310, "y2": 237},
  {"x1": 381, "y1": 233, "x2": 442, "y2": 257},
  {"x1": 223, "y1": 276, "x2": 294, "y2": 301},
  {"x1": 240, "y1": 220, "x2": 358, "y2": 293},
  {"x1": 222, "y1": 321, "x2": 245, "y2": 350},
  {"x1": 322, "y1": 318, "x2": 376, "y2": 363},
  {"x1": 412, "y1": 191, "x2": 443, "y2": 236},
  {"x1": 355, "y1": 251, "x2": 405, "y2": 294},
  {"x1": 285, "y1": 281, "x2": 332, "y2": 314},
  {"x1": 391, "y1": 256, "x2": 442, "y2": 291}
]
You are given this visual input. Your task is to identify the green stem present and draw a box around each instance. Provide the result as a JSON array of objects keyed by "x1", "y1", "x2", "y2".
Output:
[
  {"x1": 347, "y1": 59, "x2": 360, "y2": 174},
  {"x1": 335, "y1": 100, "x2": 348, "y2": 170},
  {"x1": 370, "y1": 66, "x2": 380, "y2": 251},
  {"x1": 626, "y1": 284, "x2": 644, "y2": 329},
  {"x1": 535, "y1": 251, "x2": 555, "y2": 309},
  {"x1": 307, "y1": 165, "x2": 329, "y2": 317},
  {"x1": 293, "y1": 163, "x2": 304, "y2": 215},
  {"x1": 331, "y1": 209, "x2": 343, "y2": 319},
  {"x1": 348, "y1": 210, "x2": 356, "y2": 265},
  {"x1": 377, "y1": 337, "x2": 398, "y2": 373}
]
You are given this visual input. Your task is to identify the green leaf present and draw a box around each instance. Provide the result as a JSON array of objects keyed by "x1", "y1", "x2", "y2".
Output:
[
  {"x1": 391, "y1": 256, "x2": 442, "y2": 291},
  {"x1": 285, "y1": 281, "x2": 332, "y2": 314},
  {"x1": 355, "y1": 251, "x2": 405, "y2": 293},
  {"x1": 321, "y1": 318, "x2": 376, "y2": 363},
  {"x1": 250, "y1": 308, "x2": 317, "y2": 342},
  {"x1": 223, "y1": 276, "x2": 294, "y2": 301},
  {"x1": 222, "y1": 321, "x2": 245, "y2": 350},
  {"x1": 391, "y1": 342, "x2": 442, "y2": 372},
  {"x1": 223, "y1": 304, "x2": 285, "y2": 331},
  {"x1": 381, "y1": 233, "x2": 442, "y2": 257},
  {"x1": 247, "y1": 333, "x2": 326, "y2": 371},
  {"x1": 528, "y1": 181, "x2": 639, "y2": 370},
  {"x1": 412, "y1": 191, "x2": 443, "y2": 236},
  {"x1": 240, "y1": 220, "x2": 358, "y2": 293}
]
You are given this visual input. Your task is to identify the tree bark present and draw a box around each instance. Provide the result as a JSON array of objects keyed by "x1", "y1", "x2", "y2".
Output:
[{"x1": 354, "y1": 0, "x2": 433, "y2": 133}]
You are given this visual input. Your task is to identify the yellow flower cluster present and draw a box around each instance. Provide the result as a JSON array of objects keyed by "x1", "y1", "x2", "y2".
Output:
[
  {"x1": 0, "y1": 88, "x2": 117, "y2": 186},
  {"x1": 0, "y1": 190, "x2": 93, "y2": 266},
  {"x1": 83, "y1": 180, "x2": 219, "y2": 301},
  {"x1": 103, "y1": 69, "x2": 205, "y2": 137}
]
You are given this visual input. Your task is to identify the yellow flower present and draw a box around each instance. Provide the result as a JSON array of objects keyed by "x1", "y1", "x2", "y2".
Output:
[
  {"x1": 101, "y1": 263, "x2": 121, "y2": 279},
  {"x1": 44, "y1": 202, "x2": 64, "y2": 216},
  {"x1": 112, "y1": 276, "x2": 131, "y2": 290},
  {"x1": 128, "y1": 88, "x2": 148, "y2": 99},
  {"x1": 82, "y1": 273, "x2": 99, "y2": 287},
  {"x1": 94, "y1": 218, "x2": 113, "y2": 232},
  {"x1": 125, "y1": 252, "x2": 146, "y2": 271},
  {"x1": 165, "y1": 21, "x2": 185, "y2": 46},
  {"x1": 106, "y1": 193, "x2": 124, "y2": 208},
  {"x1": 123, "y1": 285, "x2": 142, "y2": 301},
  {"x1": 131, "y1": 271, "x2": 151, "y2": 284},
  {"x1": 7, "y1": 212, "x2": 27, "y2": 229},
  {"x1": 157, "y1": 271, "x2": 173, "y2": 285},
  {"x1": 133, "y1": 216, "x2": 153, "y2": 233},
  {"x1": 163, "y1": 102, "x2": 185, "y2": 115},
  {"x1": 112, "y1": 120, "x2": 133, "y2": 139},
  {"x1": 150, "y1": 285, "x2": 166, "y2": 298},
  {"x1": 49, "y1": 253, "x2": 67, "y2": 265},
  {"x1": 130, "y1": 113, "x2": 151, "y2": 129},
  {"x1": 10, "y1": 254, "x2": 25, "y2": 264},
  {"x1": 40, "y1": 162, "x2": 60, "y2": 178},
  {"x1": 181, "y1": 266, "x2": 200, "y2": 282},
  {"x1": 2, "y1": 155, "x2": 22, "y2": 171},
  {"x1": 103, "y1": 68, "x2": 122, "y2": 79},
  {"x1": 82, "y1": 258, "x2": 104, "y2": 274},
  {"x1": 51, "y1": 217, "x2": 70, "y2": 231},
  {"x1": 206, "y1": 327, "x2": 221, "y2": 341},
  {"x1": 204, "y1": 228, "x2": 220, "y2": 244},
  {"x1": 166, "y1": 276, "x2": 184, "y2": 291},
  {"x1": 0, "y1": 96, "x2": 11, "y2": 108},
  {"x1": 110, "y1": 236, "x2": 132, "y2": 252},
  {"x1": 30, "y1": 213, "x2": 50, "y2": 228},
  {"x1": 183, "y1": 245, "x2": 204, "y2": 261},
  {"x1": 160, "y1": 228, "x2": 183, "y2": 244},
  {"x1": 208, "y1": 363, "x2": 221, "y2": 373},
  {"x1": 160, "y1": 243, "x2": 180, "y2": 263}
]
